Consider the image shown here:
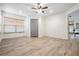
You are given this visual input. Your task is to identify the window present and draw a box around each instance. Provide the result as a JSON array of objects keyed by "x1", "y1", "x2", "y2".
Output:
[
  {"x1": 15, "y1": 19, "x2": 24, "y2": 33},
  {"x1": 16, "y1": 25, "x2": 24, "y2": 32},
  {"x1": 4, "y1": 25, "x2": 15, "y2": 33},
  {"x1": 4, "y1": 17, "x2": 24, "y2": 33}
]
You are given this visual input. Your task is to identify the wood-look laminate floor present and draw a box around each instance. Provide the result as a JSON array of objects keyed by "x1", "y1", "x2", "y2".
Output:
[{"x1": 0, "y1": 37, "x2": 79, "y2": 56}]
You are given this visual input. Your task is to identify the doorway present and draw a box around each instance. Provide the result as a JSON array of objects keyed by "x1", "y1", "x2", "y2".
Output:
[
  {"x1": 30, "y1": 19, "x2": 38, "y2": 37},
  {"x1": 68, "y1": 10, "x2": 79, "y2": 40}
]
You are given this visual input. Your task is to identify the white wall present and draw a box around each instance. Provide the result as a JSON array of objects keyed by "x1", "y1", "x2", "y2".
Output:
[
  {"x1": 45, "y1": 12, "x2": 68, "y2": 39},
  {"x1": 2, "y1": 33, "x2": 26, "y2": 39},
  {"x1": 43, "y1": 4, "x2": 79, "y2": 39},
  {"x1": 24, "y1": 16, "x2": 30, "y2": 37},
  {"x1": 38, "y1": 16, "x2": 45, "y2": 37}
]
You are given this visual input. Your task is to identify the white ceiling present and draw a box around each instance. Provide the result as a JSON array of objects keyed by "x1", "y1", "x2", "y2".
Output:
[
  {"x1": 1, "y1": 3, "x2": 76, "y2": 16},
  {"x1": 68, "y1": 10, "x2": 79, "y2": 21},
  {"x1": 69, "y1": 10, "x2": 79, "y2": 17}
]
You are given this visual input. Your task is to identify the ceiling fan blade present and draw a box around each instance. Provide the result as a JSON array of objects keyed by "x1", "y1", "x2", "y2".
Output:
[
  {"x1": 32, "y1": 7, "x2": 37, "y2": 9},
  {"x1": 42, "y1": 7, "x2": 48, "y2": 9}
]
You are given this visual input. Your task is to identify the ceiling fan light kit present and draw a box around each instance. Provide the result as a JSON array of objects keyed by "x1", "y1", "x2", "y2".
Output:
[{"x1": 32, "y1": 3, "x2": 48, "y2": 14}]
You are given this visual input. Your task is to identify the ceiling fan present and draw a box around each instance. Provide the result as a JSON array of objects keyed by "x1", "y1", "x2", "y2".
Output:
[{"x1": 32, "y1": 3, "x2": 48, "y2": 13}]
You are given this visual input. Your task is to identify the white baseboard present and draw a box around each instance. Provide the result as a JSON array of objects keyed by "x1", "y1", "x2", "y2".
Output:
[{"x1": 43, "y1": 36, "x2": 68, "y2": 40}]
